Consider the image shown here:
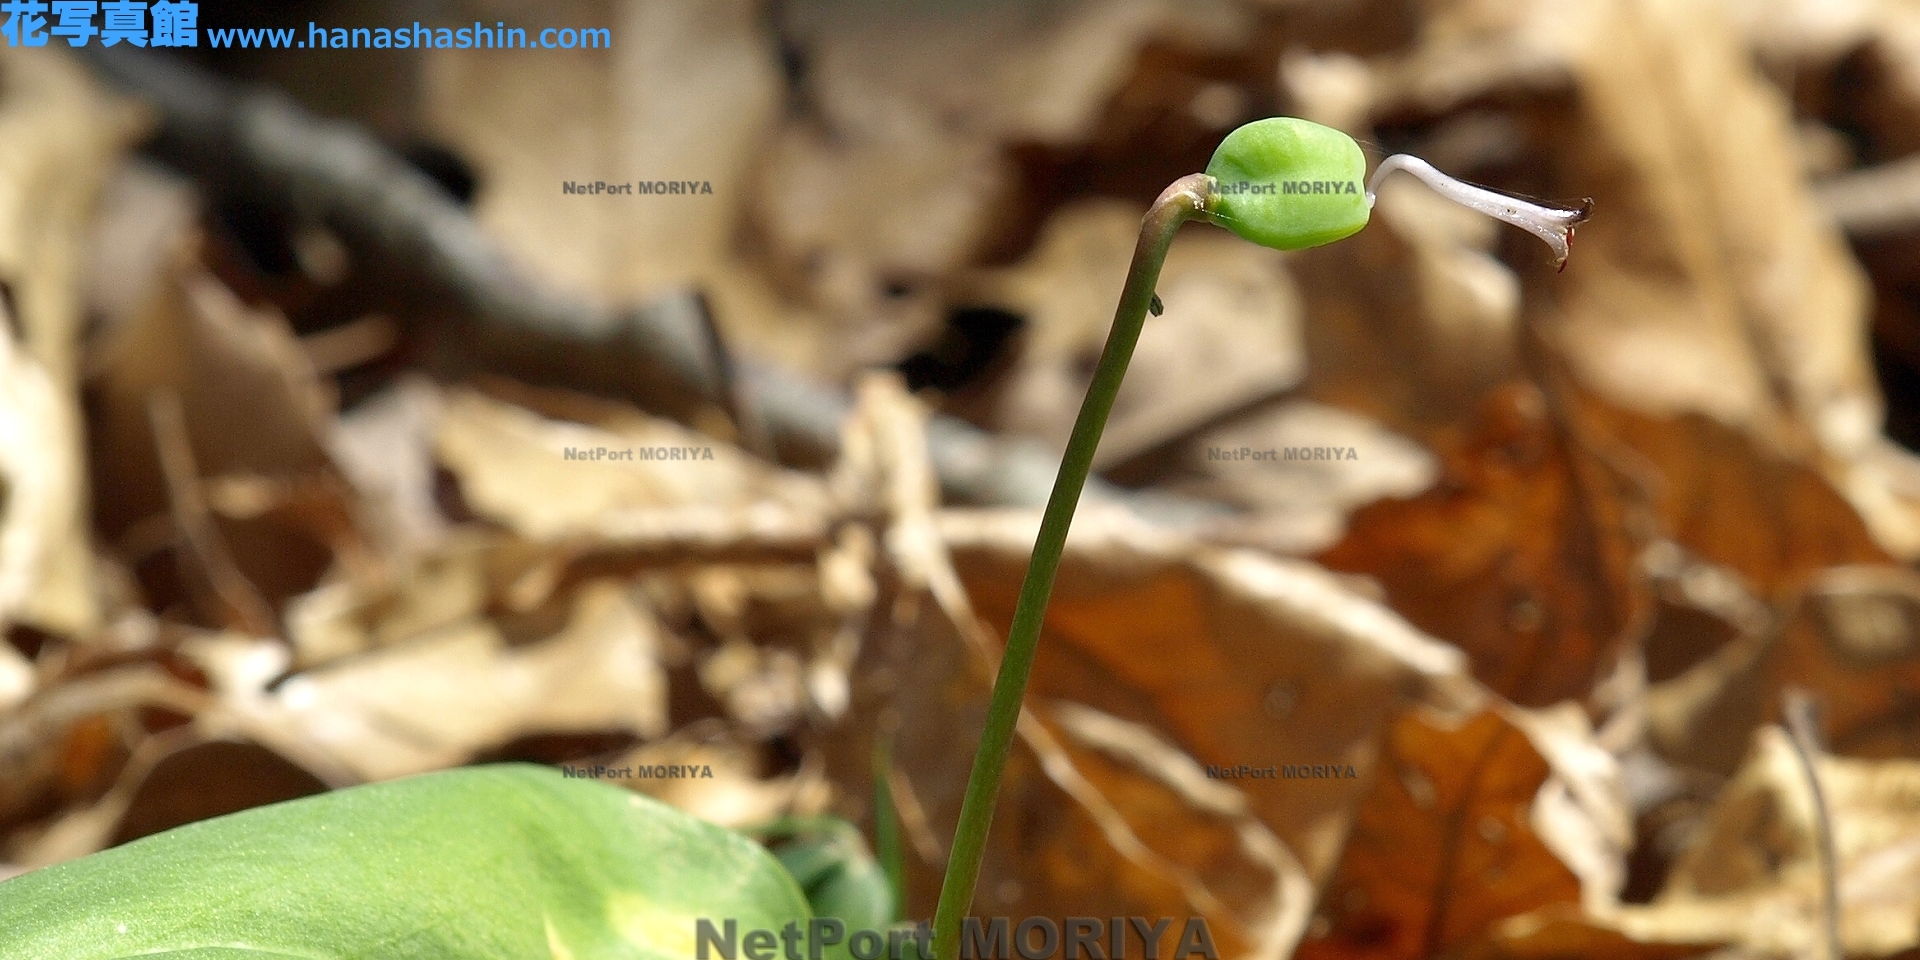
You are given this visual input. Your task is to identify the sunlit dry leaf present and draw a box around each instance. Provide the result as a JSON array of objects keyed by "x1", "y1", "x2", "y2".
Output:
[
  {"x1": 1283, "y1": 0, "x2": 1920, "y2": 562},
  {"x1": 610, "y1": 724, "x2": 831, "y2": 831},
  {"x1": 283, "y1": 529, "x2": 492, "y2": 668},
  {"x1": 88, "y1": 254, "x2": 355, "y2": 622},
  {"x1": 968, "y1": 201, "x2": 1305, "y2": 459},
  {"x1": 1558, "y1": 386, "x2": 1895, "y2": 769},
  {"x1": 1599, "y1": 726, "x2": 1920, "y2": 958},
  {"x1": 207, "y1": 579, "x2": 667, "y2": 782},
  {"x1": 326, "y1": 374, "x2": 450, "y2": 558},
  {"x1": 0, "y1": 304, "x2": 66, "y2": 657},
  {"x1": 750, "y1": 118, "x2": 998, "y2": 379},
  {"x1": 1186, "y1": 399, "x2": 1438, "y2": 556},
  {"x1": 744, "y1": 0, "x2": 1253, "y2": 379},
  {"x1": 796, "y1": 0, "x2": 1250, "y2": 150},
  {"x1": 741, "y1": 0, "x2": 1251, "y2": 382},
  {"x1": 699, "y1": 637, "x2": 809, "y2": 739},
  {"x1": 799, "y1": 378, "x2": 1466, "y2": 955},
  {"x1": 1565, "y1": 391, "x2": 1891, "y2": 593},
  {"x1": 1038, "y1": 701, "x2": 1317, "y2": 960},
  {"x1": 423, "y1": 0, "x2": 781, "y2": 302},
  {"x1": 1440, "y1": 0, "x2": 1920, "y2": 558},
  {"x1": 83, "y1": 161, "x2": 198, "y2": 342},
  {"x1": 1369, "y1": 0, "x2": 1865, "y2": 441},
  {"x1": 0, "y1": 49, "x2": 140, "y2": 637},
  {"x1": 434, "y1": 386, "x2": 830, "y2": 543},
  {"x1": 1459, "y1": 905, "x2": 1723, "y2": 960}
]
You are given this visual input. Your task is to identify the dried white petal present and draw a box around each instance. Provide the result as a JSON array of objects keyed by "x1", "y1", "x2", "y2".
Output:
[{"x1": 1366, "y1": 155, "x2": 1592, "y2": 270}]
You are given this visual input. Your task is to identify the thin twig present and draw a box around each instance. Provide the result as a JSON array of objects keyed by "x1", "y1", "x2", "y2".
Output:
[
  {"x1": 691, "y1": 291, "x2": 774, "y2": 460},
  {"x1": 1781, "y1": 688, "x2": 1842, "y2": 960},
  {"x1": 0, "y1": 666, "x2": 215, "y2": 772},
  {"x1": 147, "y1": 390, "x2": 278, "y2": 636},
  {"x1": 1814, "y1": 154, "x2": 1920, "y2": 237}
]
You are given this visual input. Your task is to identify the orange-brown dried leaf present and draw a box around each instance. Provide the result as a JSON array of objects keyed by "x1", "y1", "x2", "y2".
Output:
[
  {"x1": 1454, "y1": 906, "x2": 1723, "y2": 960},
  {"x1": 1296, "y1": 707, "x2": 1582, "y2": 960},
  {"x1": 1563, "y1": 391, "x2": 1890, "y2": 594},
  {"x1": 1318, "y1": 383, "x2": 1635, "y2": 708},
  {"x1": 952, "y1": 517, "x2": 1464, "y2": 882},
  {"x1": 1766, "y1": 567, "x2": 1920, "y2": 757}
]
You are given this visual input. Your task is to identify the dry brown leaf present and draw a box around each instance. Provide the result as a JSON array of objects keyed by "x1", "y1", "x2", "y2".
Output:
[
  {"x1": 1557, "y1": 387, "x2": 1896, "y2": 769},
  {"x1": 432, "y1": 385, "x2": 830, "y2": 542},
  {"x1": 1459, "y1": 905, "x2": 1724, "y2": 960},
  {"x1": 282, "y1": 528, "x2": 493, "y2": 668},
  {"x1": 1318, "y1": 382, "x2": 1639, "y2": 708},
  {"x1": 1276, "y1": 0, "x2": 1920, "y2": 569},
  {"x1": 0, "y1": 667, "x2": 212, "y2": 864},
  {"x1": 8, "y1": 721, "x2": 327, "y2": 872},
  {"x1": 793, "y1": 0, "x2": 1251, "y2": 150},
  {"x1": 326, "y1": 374, "x2": 450, "y2": 558},
  {"x1": 1295, "y1": 705, "x2": 1601, "y2": 960},
  {"x1": 796, "y1": 377, "x2": 1466, "y2": 956},
  {"x1": 967, "y1": 200, "x2": 1305, "y2": 459},
  {"x1": 422, "y1": 0, "x2": 781, "y2": 303},
  {"x1": 1467, "y1": 720, "x2": 1920, "y2": 958},
  {"x1": 748, "y1": 118, "x2": 1000, "y2": 379},
  {"x1": 105, "y1": 738, "x2": 328, "y2": 846},
  {"x1": 610, "y1": 723, "x2": 831, "y2": 830},
  {"x1": 0, "y1": 300, "x2": 67, "y2": 675},
  {"x1": 0, "y1": 49, "x2": 141, "y2": 638},
  {"x1": 1598, "y1": 726, "x2": 1920, "y2": 958},
  {"x1": 741, "y1": 0, "x2": 1254, "y2": 380},
  {"x1": 204, "y1": 579, "x2": 667, "y2": 782},
  {"x1": 931, "y1": 508, "x2": 1471, "y2": 957},
  {"x1": 1183, "y1": 399, "x2": 1438, "y2": 556},
  {"x1": 87, "y1": 252, "x2": 355, "y2": 624},
  {"x1": 1414, "y1": 0, "x2": 1920, "y2": 559},
  {"x1": 1766, "y1": 566, "x2": 1920, "y2": 758},
  {"x1": 1285, "y1": 162, "x2": 1533, "y2": 438},
  {"x1": 1565, "y1": 391, "x2": 1892, "y2": 594}
]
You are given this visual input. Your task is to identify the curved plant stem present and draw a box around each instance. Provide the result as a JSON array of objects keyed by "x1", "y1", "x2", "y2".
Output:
[{"x1": 930, "y1": 173, "x2": 1214, "y2": 959}]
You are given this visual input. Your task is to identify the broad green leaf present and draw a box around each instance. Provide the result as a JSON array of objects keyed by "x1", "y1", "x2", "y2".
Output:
[
  {"x1": 0, "y1": 763, "x2": 814, "y2": 960},
  {"x1": 761, "y1": 819, "x2": 895, "y2": 936}
]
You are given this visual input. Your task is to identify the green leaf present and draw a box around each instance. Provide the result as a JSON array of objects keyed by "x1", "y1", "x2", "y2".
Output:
[
  {"x1": 0, "y1": 763, "x2": 815, "y2": 960},
  {"x1": 751, "y1": 816, "x2": 896, "y2": 939},
  {"x1": 870, "y1": 738, "x2": 906, "y2": 926},
  {"x1": 1203, "y1": 116, "x2": 1370, "y2": 251}
]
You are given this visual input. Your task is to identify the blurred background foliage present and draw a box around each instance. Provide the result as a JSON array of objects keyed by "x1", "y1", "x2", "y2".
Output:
[{"x1": 8, "y1": 0, "x2": 1920, "y2": 957}]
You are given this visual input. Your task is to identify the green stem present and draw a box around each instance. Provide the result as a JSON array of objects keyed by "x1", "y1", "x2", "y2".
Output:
[
  {"x1": 874, "y1": 728, "x2": 907, "y2": 923},
  {"x1": 929, "y1": 173, "x2": 1213, "y2": 959}
]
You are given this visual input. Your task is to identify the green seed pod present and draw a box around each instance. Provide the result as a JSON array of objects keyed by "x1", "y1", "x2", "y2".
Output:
[{"x1": 1204, "y1": 117, "x2": 1370, "y2": 251}]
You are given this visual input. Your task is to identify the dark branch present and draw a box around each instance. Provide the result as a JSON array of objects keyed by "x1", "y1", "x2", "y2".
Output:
[{"x1": 77, "y1": 46, "x2": 1228, "y2": 523}]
